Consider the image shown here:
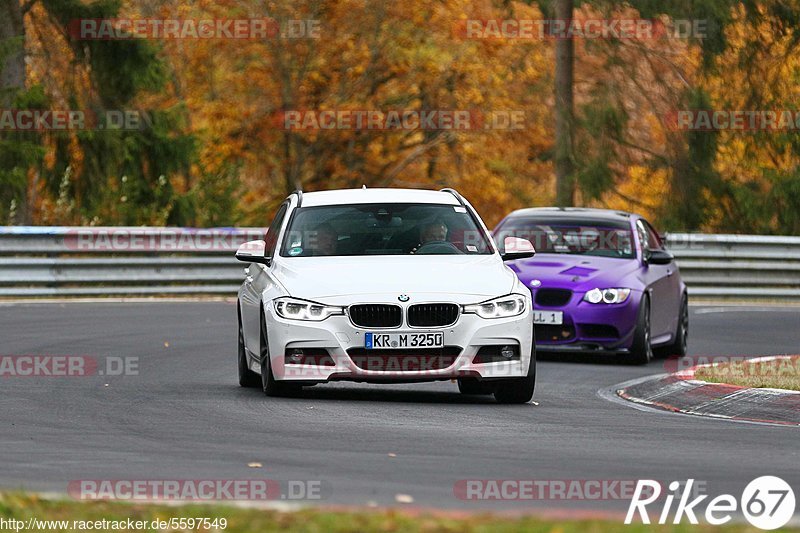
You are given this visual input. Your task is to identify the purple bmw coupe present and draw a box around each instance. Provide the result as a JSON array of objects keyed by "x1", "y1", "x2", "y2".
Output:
[{"x1": 494, "y1": 208, "x2": 688, "y2": 364}]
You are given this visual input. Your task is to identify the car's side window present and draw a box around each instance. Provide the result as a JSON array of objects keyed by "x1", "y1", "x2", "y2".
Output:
[{"x1": 264, "y1": 203, "x2": 288, "y2": 259}]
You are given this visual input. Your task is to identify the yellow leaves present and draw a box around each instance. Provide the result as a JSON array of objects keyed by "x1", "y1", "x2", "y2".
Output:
[
  {"x1": 599, "y1": 166, "x2": 668, "y2": 220},
  {"x1": 699, "y1": 2, "x2": 800, "y2": 223},
  {"x1": 141, "y1": 0, "x2": 556, "y2": 221}
]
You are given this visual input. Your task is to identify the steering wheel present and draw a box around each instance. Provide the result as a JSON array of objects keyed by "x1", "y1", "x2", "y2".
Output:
[{"x1": 412, "y1": 241, "x2": 463, "y2": 255}]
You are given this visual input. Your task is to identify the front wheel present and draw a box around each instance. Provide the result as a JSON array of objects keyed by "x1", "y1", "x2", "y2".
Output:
[
  {"x1": 493, "y1": 352, "x2": 536, "y2": 404},
  {"x1": 660, "y1": 294, "x2": 688, "y2": 358},
  {"x1": 626, "y1": 296, "x2": 653, "y2": 365}
]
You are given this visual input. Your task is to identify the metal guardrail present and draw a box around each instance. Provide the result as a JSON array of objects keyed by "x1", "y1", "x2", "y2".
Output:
[
  {"x1": 0, "y1": 227, "x2": 799, "y2": 299},
  {"x1": 664, "y1": 234, "x2": 800, "y2": 299},
  {"x1": 0, "y1": 227, "x2": 257, "y2": 297}
]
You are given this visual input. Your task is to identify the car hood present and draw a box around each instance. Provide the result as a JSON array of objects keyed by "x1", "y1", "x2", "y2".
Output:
[
  {"x1": 272, "y1": 255, "x2": 517, "y2": 303},
  {"x1": 507, "y1": 253, "x2": 642, "y2": 291}
]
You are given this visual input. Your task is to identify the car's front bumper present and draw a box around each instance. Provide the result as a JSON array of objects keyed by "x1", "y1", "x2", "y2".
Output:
[
  {"x1": 535, "y1": 343, "x2": 630, "y2": 355},
  {"x1": 534, "y1": 292, "x2": 642, "y2": 353},
  {"x1": 257, "y1": 302, "x2": 534, "y2": 382}
]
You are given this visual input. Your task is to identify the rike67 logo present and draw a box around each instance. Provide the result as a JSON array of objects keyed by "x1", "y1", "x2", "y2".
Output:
[{"x1": 626, "y1": 477, "x2": 795, "y2": 530}]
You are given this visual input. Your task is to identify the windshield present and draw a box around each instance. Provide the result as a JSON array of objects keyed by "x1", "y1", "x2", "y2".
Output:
[
  {"x1": 280, "y1": 203, "x2": 494, "y2": 257},
  {"x1": 494, "y1": 217, "x2": 635, "y2": 259}
]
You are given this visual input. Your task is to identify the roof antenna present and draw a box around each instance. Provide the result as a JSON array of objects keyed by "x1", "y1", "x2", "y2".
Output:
[{"x1": 362, "y1": 184, "x2": 367, "y2": 189}]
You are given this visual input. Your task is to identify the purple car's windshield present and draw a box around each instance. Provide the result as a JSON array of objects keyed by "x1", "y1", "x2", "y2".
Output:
[
  {"x1": 279, "y1": 203, "x2": 494, "y2": 257},
  {"x1": 495, "y1": 218, "x2": 635, "y2": 259}
]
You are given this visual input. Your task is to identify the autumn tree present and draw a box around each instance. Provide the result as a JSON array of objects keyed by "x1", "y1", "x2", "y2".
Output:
[{"x1": 0, "y1": 0, "x2": 194, "y2": 225}]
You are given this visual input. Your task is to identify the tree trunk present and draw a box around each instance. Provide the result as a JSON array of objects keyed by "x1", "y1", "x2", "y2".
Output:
[
  {"x1": 1, "y1": 0, "x2": 30, "y2": 223},
  {"x1": 0, "y1": 0, "x2": 26, "y2": 106},
  {"x1": 554, "y1": 0, "x2": 575, "y2": 206}
]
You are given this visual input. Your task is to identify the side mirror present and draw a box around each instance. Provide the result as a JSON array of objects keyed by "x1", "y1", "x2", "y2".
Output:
[
  {"x1": 235, "y1": 240, "x2": 271, "y2": 265},
  {"x1": 645, "y1": 249, "x2": 674, "y2": 265},
  {"x1": 501, "y1": 236, "x2": 536, "y2": 262}
]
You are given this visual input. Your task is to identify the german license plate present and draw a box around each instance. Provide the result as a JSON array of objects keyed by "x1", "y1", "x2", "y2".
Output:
[
  {"x1": 533, "y1": 311, "x2": 563, "y2": 325},
  {"x1": 365, "y1": 332, "x2": 444, "y2": 349}
]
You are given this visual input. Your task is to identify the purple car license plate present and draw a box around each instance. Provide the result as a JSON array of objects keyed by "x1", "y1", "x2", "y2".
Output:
[
  {"x1": 365, "y1": 332, "x2": 444, "y2": 349},
  {"x1": 533, "y1": 311, "x2": 563, "y2": 325}
]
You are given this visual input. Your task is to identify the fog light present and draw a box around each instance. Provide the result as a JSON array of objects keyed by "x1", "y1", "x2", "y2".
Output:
[
  {"x1": 500, "y1": 345, "x2": 515, "y2": 359},
  {"x1": 287, "y1": 349, "x2": 304, "y2": 364}
]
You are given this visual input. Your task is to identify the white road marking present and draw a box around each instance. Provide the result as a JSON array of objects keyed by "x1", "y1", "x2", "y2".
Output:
[{"x1": 694, "y1": 306, "x2": 800, "y2": 314}]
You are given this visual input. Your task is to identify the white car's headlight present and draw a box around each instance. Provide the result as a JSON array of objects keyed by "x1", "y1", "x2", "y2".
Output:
[
  {"x1": 274, "y1": 297, "x2": 344, "y2": 321},
  {"x1": 463, "y1": 294, "x2": 526, "y2": 319},
  {"x1": 583, "y1": 288, "x2": 631, "y2": 304}
]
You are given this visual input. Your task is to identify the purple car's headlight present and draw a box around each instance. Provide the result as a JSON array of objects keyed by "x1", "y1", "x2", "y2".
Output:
[{"x1": 583, "y1": 288, "x2": 631, "y2": 304}]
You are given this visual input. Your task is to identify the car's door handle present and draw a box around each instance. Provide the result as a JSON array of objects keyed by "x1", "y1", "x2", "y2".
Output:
[{"x1": 667, "y1": 269, "x2": 673, "y2": 276}]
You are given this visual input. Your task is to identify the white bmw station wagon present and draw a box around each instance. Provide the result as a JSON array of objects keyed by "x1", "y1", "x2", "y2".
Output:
[{"x1": 235, "y1": 188, "x2": 537, "y2": 403}]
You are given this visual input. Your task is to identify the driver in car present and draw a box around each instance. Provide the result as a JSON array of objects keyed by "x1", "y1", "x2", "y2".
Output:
[{"x1": 410, "y1": 218, "x2": 450, "y2": 254}]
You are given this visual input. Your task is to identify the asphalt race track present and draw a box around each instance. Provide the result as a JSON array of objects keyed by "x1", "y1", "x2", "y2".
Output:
[{"x1": 1, "y1": 302, "x2": 799, "y2": 513}]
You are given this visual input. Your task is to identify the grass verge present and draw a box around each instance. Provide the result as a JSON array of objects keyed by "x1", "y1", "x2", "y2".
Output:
[{"x1": 693, "y1": 356, "x2": 800, "y2": 390}]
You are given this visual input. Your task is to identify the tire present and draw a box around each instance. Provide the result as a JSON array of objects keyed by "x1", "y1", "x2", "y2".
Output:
[
  {"x1": 493, "y1": 350, "x2": 536, "y2": 404},
  {"x1": 627, "y1": 296, "x2": 653, "y2": 365},
  {"x1": 457, "y1": 378, "x2": 495, "y2": 395},
  {"x1": 659, "y1": 294, "x2": 688, "y2": 358},
  {"x1": 238, "y1": 305, "x2": 260, "y2": 388},
  {"x1": 259, "y1": 307, "x2": 300, "y2": 397}
]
